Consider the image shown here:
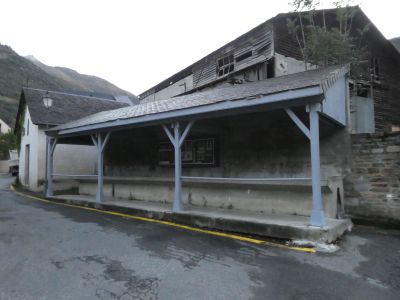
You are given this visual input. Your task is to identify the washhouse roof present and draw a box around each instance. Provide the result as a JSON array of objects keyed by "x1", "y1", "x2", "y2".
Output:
[{"x1": 49, "y1": 65, "x2": 349, "y2": 137}]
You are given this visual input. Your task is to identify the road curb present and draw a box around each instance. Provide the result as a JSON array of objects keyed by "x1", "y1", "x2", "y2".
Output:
[{"x1": 10, "y1": 185, "x2": 316, "y2": 253}]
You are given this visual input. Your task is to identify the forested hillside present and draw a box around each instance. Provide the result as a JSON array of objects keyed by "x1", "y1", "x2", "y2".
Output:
[{"x1": 0, "y1": 44, "x2": 134, "y2": 127}]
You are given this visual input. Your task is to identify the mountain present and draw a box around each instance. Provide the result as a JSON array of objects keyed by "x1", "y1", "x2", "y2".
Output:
[
  {"x1": 0, "y1": 44, "x2": 135, "y2": 127},
  {"x1": 390, "y1": 37, "x2": 400, "y2": 52}
]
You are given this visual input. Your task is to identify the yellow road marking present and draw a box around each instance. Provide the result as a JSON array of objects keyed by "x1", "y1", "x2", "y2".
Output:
[{"x1": 10, "y1": 185, "x2": 315, "y2": 253}]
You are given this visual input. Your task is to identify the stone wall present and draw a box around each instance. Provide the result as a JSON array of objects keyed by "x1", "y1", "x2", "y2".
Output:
[{"x1": 344, "y1": 133, "x2": 400, "y2": 224}]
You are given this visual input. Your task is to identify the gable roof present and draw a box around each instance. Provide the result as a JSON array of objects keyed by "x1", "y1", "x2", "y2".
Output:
[
  {"x1": 50, "y1": 65, "x2": 348, "y2": 136},
  {"x1": 17, "y1": 88, "x2": 129, "y2": 127},
  {"x1": 273, "y1": 7, "x2": 400, "y2": 63},
  {"x1": 139, "y1": 20, "x2": 273, "y2": 100},
  {"x1": 138, "y1": 7, "x2": 400, "y2": 100}
]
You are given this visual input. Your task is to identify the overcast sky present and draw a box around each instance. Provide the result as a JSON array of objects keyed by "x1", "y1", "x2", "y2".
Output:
[{"x1": 0, "y1": 0, "x2": 398, "y2": 95}]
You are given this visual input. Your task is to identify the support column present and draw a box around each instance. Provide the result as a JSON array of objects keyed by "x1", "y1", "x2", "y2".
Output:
[
  {"x1": 173, "y1": 123, "x2": 182, "y2": 211},
  {"x1": 162, "y1": 121, "x2": 194, "y2": 212},
  {"x1": 91, "y1": 132, "x2": 111, "y2": 203},
  {"x1": 309, "y1": 104, "x2": 325, "y2": 227},
  {"x1": 46, "y1": 137, "x2": 57, "y2": 197}
]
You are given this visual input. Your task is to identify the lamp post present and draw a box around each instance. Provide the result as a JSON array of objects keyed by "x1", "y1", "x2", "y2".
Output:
[
  {"x1": 43, "y1": 92, "x2": 53, "y2": 195},
  {"x1": 43, "y1": 92, "x2": 53, "y2": 129}
]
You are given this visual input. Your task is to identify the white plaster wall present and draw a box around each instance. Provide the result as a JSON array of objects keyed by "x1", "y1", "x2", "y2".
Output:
[
  {"x1": 0, "y1": 119, "x2": 11, "y2": 133},
  {"x1": 18, "y1": 108, "x2": 41, "y2": 191},
  {"x1": 274, "y1": 53, "x2": 316, "y2": 77},
  {"x1": 19, "y1": 108, "x2": 98, "y2": 191},
  {"x1": 37, "y1": 129, "x2": 97, "y2": 187},
  {"x1": 0, "y1": 160, "x2": 9, "y2": 173},
  {"x1": 141, "y1": 74, "x2": 193, "y2": 103}
]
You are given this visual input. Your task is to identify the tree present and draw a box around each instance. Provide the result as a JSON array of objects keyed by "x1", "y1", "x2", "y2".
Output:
[
  {"x1": 0, "y1": 132, "x2": 17, "y2": 160},
  {"x1": 287, "y1": 0, "x2": 369, "y2": 69}
]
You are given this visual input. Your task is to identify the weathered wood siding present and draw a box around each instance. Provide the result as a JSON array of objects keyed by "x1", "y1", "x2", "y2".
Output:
[
  {"x1": 192, "y1": 22, "x2": 273, "y2": 89},
  {"x1": 272, "y1": 10, "x2": 400, "y2": 132}
]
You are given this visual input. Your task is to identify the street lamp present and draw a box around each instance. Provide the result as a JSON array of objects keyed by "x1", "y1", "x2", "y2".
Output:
[
  {"x1": 43, "y1": 92, "x2": 53, "y2": 196},
  {"x1": 43, "y1": 92, "x2": 53, "y2": 110},
  {"x1": 42, "y1": 92, "x2": 53, "y2": 130}
]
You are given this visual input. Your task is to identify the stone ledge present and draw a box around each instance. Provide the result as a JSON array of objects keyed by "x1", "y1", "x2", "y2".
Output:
[
  {"x1": 48, "y1": 195, "x2": 352, "y2": 243},
  {"x1": 70, "y1": 176, "x2": 336, "y2": 193}
]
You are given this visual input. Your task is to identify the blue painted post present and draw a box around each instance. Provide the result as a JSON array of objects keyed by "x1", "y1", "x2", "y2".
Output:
[
  {"x1": 173, "y1": 122, "x2": 182, "y2": 211},
  {"x1": 96, "y1": 134, "x2": 104, "y2": 203},
  {"x1": 309, "y1": 104, "x2": 326, "y2": 227},
  {"x1": 92, "y1": 132, "x2": 111, "y2": 203},
  {"x1": 46, "y1": 138, "x2": 57, "y2": 197},
  {"x1": 162, "y1": 121, "x2": 194, "y2": 212}
]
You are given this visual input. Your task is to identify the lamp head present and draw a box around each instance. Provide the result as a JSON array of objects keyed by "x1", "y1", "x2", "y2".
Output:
[{"x1": 42, "y1": 92, "x2": 53, "y2": 109}]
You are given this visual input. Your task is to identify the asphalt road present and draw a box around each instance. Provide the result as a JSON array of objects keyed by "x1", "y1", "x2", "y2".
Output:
[{"x1": 0, "y1": 175, "x2": 399, "y2": 300}]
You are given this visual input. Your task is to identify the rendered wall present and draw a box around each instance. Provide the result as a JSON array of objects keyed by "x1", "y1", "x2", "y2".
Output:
[
  {"x1": 79, "y1": 179, "x2": 341, "y2": 218},
  {"x1": 274, "y1": 53, "x2": 316, "y2": 77},
  {"x1": 19, "y1": 108, "x2": 40, "y2": 191},
  {"x1": 18, "y1": 108, "x2": 97, "y2": 191},
  {"x1": 0, "y1": 160, "x2": 9, "y2": 173},
  {"x1": 140, "y1": 75, "x2": 194, "y2": 103},
  {"x1": 0, "y1": 118, "x2": 11, "y2": 133}
]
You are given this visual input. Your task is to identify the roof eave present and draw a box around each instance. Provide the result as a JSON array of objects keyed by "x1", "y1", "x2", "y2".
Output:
[{"x1": 49, "y1": 85, "x2": 323, "y2": 138}]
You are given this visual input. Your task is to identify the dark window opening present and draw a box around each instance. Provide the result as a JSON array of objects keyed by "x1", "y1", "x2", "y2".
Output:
[
  {"x1": 370, "y1": 57, "x2": 380, "y2": 81},
  {"x1": 350, "y1": 81, "x2": 371, "y2": 98},
  {"x1": 266, "y1": 58, "x2": 274, "y2": 79},
  {"x1": 159, "y1": 137, "x2": 217, "y2": 166},
  {"x1": 216, "y1": 54, "x2": 234, "y2": 77},
  {"x1": 235, "y1": 51, "x2": 252, "y2": 63}
]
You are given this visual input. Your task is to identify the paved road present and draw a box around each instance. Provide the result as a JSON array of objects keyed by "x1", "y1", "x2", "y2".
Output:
[{"x1": 0, "y1": 175, "x2": 399, "y2": 300}]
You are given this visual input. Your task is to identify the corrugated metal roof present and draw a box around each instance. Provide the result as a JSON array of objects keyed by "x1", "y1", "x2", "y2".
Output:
[{"x1": 50, "y1": 65, "x2": 348, "y2": 133}]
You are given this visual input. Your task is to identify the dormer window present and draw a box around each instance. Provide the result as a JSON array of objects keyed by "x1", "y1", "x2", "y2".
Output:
[{"x1": 217, "y1": 54, "x2": 234, "y2": 77}]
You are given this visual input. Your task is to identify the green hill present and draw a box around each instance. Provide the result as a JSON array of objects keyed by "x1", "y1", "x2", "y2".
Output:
[
  {"x1": 390, "y1": 37, "x2": 400, "y2": 52},
  {"x1": 0, "y1": 44, "x2": 135, "y2": 127}
]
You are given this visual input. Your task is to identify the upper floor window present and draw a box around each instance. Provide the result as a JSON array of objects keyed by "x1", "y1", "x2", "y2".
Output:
[
  {"x1": 216, "y1": 54, "x2": 234, "y2": 77},
  {"x1": 350, "y1": 81, "x2": 371, "y2": 98},
  {"x1": 370, "y1": 57, "x2": 380, "y2": 81}
]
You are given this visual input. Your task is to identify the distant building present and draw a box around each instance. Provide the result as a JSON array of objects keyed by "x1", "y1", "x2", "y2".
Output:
[
  {"x1": 139, "y1": 7, "x2": 400, "y2": 134},
  {"x1": 14, "y1": 88, "x2": 129, "y2": 191},
  {"x1": 0, "y1": 118, "x2": 11, "y2": 134}
]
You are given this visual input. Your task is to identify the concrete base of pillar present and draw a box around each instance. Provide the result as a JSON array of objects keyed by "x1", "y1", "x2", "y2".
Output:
[{"x1": 310, "y1": 210, "x2": 326, "y2": 228}]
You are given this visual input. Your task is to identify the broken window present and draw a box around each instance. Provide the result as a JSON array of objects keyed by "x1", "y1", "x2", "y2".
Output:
[
  {"x1": 235, "y1": 51, "x2": 252, "y2": 63},
  {"x1": 216, "y1": 54, "x2": 234, "y2": 77}
]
